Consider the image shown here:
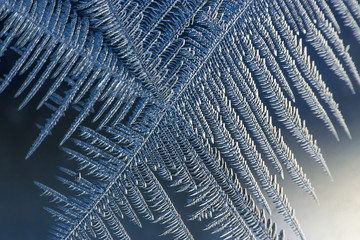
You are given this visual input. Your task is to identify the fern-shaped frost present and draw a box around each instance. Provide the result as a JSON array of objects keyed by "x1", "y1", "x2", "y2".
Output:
[{"x1": 0, "y1": 0, "x2": 359, "y2": 239}]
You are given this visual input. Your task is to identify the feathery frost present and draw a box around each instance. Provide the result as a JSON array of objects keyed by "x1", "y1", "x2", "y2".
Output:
[{"x1": 0, "y1": 0, "x2": 359, "y2": 239}]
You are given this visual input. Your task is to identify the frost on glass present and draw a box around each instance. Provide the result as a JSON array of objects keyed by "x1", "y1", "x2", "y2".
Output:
[{"x1": 0, "y1": 0, "x2": 359, "y2": 239}]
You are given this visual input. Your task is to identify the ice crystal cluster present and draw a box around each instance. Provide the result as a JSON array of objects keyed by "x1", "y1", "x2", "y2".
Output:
[{"x1": 0, "y1": 0, "x2": 359, "y2": 239}]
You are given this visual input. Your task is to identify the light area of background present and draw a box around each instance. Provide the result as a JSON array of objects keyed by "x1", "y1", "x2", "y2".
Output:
[
  {"x1": 274, "y1": 88, "x2": 360, "y2": 240},
  {"x1": 298, "y1": 146, "x2": 360, "y2": 240},
  {"x1": 281, "y1": 137, "x2": 360, "y2": 240}
]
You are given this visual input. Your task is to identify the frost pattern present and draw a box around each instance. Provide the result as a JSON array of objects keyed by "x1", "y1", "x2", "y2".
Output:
[{"x1": 0, "y1": 0, "x2": 359, "y2": 239}]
